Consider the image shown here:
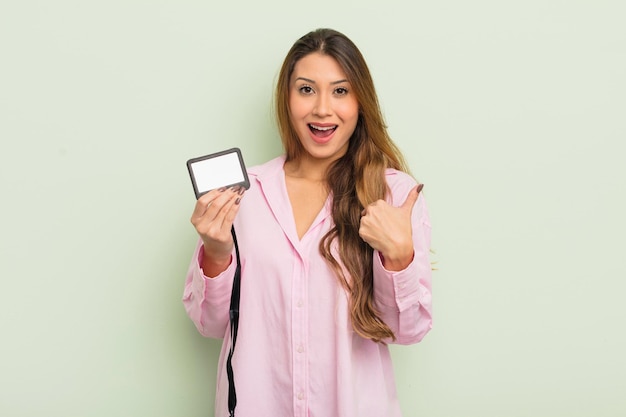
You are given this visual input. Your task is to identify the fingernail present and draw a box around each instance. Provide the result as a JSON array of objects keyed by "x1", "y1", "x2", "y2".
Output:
[
  {"x1": 231, "y1": 185, "x2": 241, "y2": 193},
  {"x1": 218, "y1": 187, "x2": 227, "y2": 192},
  {"x1": 238, "y1": 187, "x2": 245, "y2": 195},
  {"x1": 416, "y1": 184, "x2": 424, "y2": 193},
  {"x1": 235, "y1": 197, "x2": 241, "y2": 205}
]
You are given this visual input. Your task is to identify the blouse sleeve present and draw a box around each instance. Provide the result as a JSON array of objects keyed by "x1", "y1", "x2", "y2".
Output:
[
  {"x1": 182, "y1": 239, "x2": 236, "y2": 339},
  {"x1": 372, "y1": 183, "x2": 433, "y2": 345}
]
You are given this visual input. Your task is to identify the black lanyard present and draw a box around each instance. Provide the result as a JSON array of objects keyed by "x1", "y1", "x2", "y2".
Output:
[{"x1": 227, "y1": 226, "x2": 241, "y2": 417}]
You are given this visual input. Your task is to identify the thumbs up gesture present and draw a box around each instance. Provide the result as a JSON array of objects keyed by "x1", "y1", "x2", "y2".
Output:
[{"x1": 359, "y1": 184, "x2": 423, "y2": 271}]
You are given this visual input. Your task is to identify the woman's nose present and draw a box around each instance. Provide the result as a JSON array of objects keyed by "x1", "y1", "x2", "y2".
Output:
[{"x1": 313, "y1": 94, "x2": 332, "y2": 117}]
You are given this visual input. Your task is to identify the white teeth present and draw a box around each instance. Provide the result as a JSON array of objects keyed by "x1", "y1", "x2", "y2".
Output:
[{"x1": 309, "y1": 124, "x2": 336, "y2": 131}]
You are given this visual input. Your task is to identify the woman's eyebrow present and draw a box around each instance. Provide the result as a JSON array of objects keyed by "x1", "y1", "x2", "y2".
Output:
[
  {"x1": 295, "y1": 77, "x2": 316, "y2": 84},
  {"x1": 294, "y1": 77, "x2": 349, "y2": 85}
]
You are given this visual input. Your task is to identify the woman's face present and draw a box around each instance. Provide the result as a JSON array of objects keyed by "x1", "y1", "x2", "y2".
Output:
[{"x1": 288, "y1": 53, "x2": 359, "y2": 165}]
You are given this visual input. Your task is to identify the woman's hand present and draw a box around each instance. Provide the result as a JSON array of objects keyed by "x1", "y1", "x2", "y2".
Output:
[
  {"x1": 190, "y1": 186, "x2": 245, "y2": 277},
  {"x1": 359, "y1": 184, "x2": 423, "y2": 271}
]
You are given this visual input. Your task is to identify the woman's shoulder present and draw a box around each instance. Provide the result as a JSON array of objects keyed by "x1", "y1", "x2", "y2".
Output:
[
  {"x1": 383, "y1": 168, "x2": 429, "y2": 224},
  {"x1": 383, "y1": 168, "x2": 426, "y2": 208},
  {"x1": 384, "y1": 168, "x2": 417, "y2": 190},
  {"x1": 247, "y1": 155, "x2": 286, "y2": 179}
]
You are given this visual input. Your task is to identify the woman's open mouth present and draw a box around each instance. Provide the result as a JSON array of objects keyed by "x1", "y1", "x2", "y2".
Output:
[{"x1": 308, "y1": 123, "x2": 338, "y2": 139}]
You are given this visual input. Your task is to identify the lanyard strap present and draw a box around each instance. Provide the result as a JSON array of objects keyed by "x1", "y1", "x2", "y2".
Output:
[{"x1": 227, "y1": 226, "x2": 241, "y2": 417}]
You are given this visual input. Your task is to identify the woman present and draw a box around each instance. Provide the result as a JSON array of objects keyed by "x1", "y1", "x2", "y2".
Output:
[{"x1": 184, "y1": 28, "x2": 432, "y2": 417}]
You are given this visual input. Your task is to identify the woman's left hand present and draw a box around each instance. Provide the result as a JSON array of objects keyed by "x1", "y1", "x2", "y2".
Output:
[{"x1": 359, "y1": 184, "x2": 423, "y2": 271}]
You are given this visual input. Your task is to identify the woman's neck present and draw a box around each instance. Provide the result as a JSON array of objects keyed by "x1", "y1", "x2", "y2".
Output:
[{"x1": 284, "y1": 157, "x2": 331, "y2": 182}]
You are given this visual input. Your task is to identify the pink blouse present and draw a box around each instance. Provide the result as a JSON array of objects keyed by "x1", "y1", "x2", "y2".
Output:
[{"x1": 183, "y1": 155, "x2": 432, "y2": 417}]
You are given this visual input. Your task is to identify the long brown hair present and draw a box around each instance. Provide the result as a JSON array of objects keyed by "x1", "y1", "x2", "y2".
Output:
[{"x1": 275, "y1": 28, "x2": 409, "y2": 342}]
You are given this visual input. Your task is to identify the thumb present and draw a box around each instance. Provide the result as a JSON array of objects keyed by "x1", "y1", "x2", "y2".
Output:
[{"x1": 401, "y1": 184, "x2": 423, "y2": 212}]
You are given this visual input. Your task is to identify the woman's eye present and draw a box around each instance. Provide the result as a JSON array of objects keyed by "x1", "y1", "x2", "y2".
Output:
[
  {"x1": 299, "y1": 85, "x2": 314, "y2": 94},
  {"x1": 335, "y1": 87, "x2": 348, "y2": 95}
]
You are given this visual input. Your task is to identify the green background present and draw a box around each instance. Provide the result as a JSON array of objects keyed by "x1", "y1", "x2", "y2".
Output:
[{"x1": 1, "y1": 1, "x2": 624, "y2": 416}]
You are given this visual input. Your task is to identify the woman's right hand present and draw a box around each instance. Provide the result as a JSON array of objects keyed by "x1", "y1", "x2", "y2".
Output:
[{"x1": 190, "y1": 186, "x2": 245, "y2": 276}]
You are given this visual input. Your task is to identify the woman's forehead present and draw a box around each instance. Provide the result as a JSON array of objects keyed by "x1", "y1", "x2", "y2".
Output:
[{"x1": 291, "y1": 53, "x2": 349, "y2": 83}]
